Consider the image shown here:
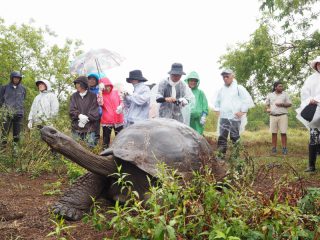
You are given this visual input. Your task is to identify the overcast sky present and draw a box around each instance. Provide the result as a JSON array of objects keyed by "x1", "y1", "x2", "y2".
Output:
[{"x1": 0, "y1": 0, "x2": 261, "y2": 106}]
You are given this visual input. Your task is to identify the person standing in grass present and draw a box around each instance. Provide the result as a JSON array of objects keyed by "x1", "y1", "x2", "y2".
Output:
[
  {"x1": 99, "y1": 77, "x2": 124, "y2": 149},
  {"x1": 214, "y1": 69, "x2": 254, "y2": 159},
  {"x1": 0, "y1": 71, "x2": 26, "y2": 151},
  {"x1": 69, "y1": 76, "x2": 100, "y2": 148},
  {"x1": 27, "y1": 80, "x2": 59, "y2": 129},
  {"x1": 296, "y1": 56, "x2": 320, "y2": 172},
  {"x1": 266, "y1": 81, "x2": 292, "y2": 155},
  {"x1": 87, "y1": 72, "x2": 104, "y2": 145},
  {"x1": 185, "y1": 71, "x2": 208, "y2": 135}
]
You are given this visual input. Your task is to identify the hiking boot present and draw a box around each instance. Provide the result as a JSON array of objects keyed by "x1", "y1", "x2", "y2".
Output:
[
  {"x1": 282, "y1": 147, "x2": 288, "y2": 155},
  {"x1": 271, "y1": 147, "x2": 277, "y2": 154}
]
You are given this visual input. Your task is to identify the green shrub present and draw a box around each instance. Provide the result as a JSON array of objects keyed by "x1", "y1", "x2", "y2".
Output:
[{"x1": 103, "y1": 163, "x2": 319, "y2": 240}]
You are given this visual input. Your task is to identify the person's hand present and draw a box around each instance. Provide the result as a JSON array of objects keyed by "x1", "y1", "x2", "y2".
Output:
[
  {"x1": 79, "y1": 114, "x2": 89, "y2": 122},
  {"x1": 310, "y1": 99, "x2": 318, "y2": 105},
  {"x1": 78, "y1": 117, "x2": 89, "y2": 128},
  {"x1": 120, "y1": 91, "x2": 129, "y2": 101},
  {"x1": 78, "y1": 114, "x2": 89, "y2": 128},
  {"x1": 165, "y1": 97, "x2": 176, "y2": 103},
  {"x1": 27, "y1": 121, "x2": 33, "y2": 129},
  {"x1": 200, "y1": 115, "x2": 206, "y2": 125},
  {"x1": 275, "y1": 102, "x2": 284, "y2": 107},
  {"x1": 235, "y1": 112, "x2": 245, "y2": 119},
  {"x1": 98, "y1": 82, "x2": 105, "y2": 91},
  {"x1": 116, "y1": 105, "x2": 123, "y2": 114},
  {"x1": 178, "y1": 97, "x2": 188, "y2": 106}
]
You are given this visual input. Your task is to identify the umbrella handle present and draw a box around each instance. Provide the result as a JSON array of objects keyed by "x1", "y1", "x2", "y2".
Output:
[{"x1": 95, "y1": 58, "x2": 103, "y2": 76}]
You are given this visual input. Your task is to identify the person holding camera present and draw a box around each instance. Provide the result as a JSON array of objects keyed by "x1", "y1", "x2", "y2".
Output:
[{"x1": 156, "y1": 63, "x2": 194, "y2": 124}]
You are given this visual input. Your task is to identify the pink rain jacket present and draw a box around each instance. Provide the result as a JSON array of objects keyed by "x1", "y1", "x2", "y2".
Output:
[{"x1": 100, "y1": 78, "x2": 124, "y2": 125}]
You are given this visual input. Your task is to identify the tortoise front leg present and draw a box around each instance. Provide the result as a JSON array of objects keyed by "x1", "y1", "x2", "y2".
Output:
[{"x1": 52, "y1": 172, "x2": 108, "y2": 221}]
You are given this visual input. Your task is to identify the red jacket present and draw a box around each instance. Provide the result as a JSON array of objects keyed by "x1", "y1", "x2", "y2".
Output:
[{"x1": 100, "y1": 77, "x2": 124, "y2": 125}]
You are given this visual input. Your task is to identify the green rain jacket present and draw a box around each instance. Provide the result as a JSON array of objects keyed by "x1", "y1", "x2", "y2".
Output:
[{"x1": 185, "y1": 71, "x2": 208, "y2": 134}]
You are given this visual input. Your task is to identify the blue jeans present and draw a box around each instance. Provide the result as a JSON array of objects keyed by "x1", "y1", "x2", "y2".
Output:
[{"x1": 72, "y1": 131, "x2": 96, "y2": 148}]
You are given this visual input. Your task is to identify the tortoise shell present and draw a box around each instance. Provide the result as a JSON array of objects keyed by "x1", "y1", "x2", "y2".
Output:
[{"x1": 106, "y1": 118, "x2": 213, "y2": 178}]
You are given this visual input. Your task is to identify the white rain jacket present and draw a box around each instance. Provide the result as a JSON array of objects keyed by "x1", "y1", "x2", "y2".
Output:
[
  {"x1": 296, "y1": 71, "x2": 320, "y2": 129},
  {"x1": 214, "y1": 79, "x2": 254, "y2": 134},
  {"x1": 214, "y1": 79, "x2": 254, "y2": 120},
  {"x1": 28, "y1": 80, "x2": 59, "y2": 124}
]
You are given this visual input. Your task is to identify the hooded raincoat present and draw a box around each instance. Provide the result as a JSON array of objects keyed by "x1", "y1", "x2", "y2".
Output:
[
  {"x1": 0, "y1": 74, "x2": 26, "y2": 115},
  {"x1": 28, "y1": 80, "x2": 59, "y2": 124},
  {"x1": 123, "y1": 82, "x2": 151, "y2": 125},
  {"x1": 185, "y1": 71, "x2": 208, "y2": 134},
  {"x1": 156, "y1": 78, "x2": 194, "y2": 124},
  {"x1": 100, "y1": 77, "x2": 124, "y2": 125}
]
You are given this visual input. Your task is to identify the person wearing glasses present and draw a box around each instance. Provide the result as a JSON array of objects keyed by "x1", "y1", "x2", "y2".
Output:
[{"x1": 214, "y1": 69, "x2": 254, "y2": 159}]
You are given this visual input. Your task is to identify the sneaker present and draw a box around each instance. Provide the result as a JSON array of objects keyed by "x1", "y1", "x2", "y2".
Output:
[
  {"x1": 282, "y1": 147, "x2": 288, "y2": 155},
  {"x1": 304, "y1": 168, "x2": 316, "y2": 172},
  {"x1": 271, "y1": 147, "x2": 277, "y2": 154}
]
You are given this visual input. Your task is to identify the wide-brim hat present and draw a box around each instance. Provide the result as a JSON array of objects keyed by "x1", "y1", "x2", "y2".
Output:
[
  {"x1": 168, "y1": 63, "x2": 186, "y2": 75},
  {"x1": 310, "y1": 56, "x2": 320, "y2": 71},
  {"x1": 126, "y1": 70, "x2": 148, "y2": 83}
]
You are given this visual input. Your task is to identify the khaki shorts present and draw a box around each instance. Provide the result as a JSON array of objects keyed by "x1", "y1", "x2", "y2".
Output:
[{"x1": 270, "y1": 114, "x2": 288, "y2": 133}]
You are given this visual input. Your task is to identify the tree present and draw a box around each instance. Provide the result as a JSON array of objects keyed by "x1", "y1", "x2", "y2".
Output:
[
  {"x1": 0, "y1": 18, "x2": 83, "y2": 107},
  {"x1": 219, "y1": 0, "x2": 320, "y2": 100}
]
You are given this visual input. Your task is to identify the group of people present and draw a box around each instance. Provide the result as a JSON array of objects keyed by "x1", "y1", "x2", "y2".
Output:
[
  {"x1": 1, "y1": 57, "x2": 320, "y2": 173},
  {"x1": 0, "y1": 63, "x2": 209, "y2": 151}
]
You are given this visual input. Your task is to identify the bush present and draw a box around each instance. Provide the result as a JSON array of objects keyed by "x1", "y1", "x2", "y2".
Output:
[{"x1": 102, "y1": 163, "x2": 320, "y2": 240}]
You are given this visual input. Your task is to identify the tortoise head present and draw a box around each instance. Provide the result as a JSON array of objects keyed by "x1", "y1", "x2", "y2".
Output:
[
  {"x1": 40, "y1": 126, "x2": 117, "y2": 176},
  {"x1": 40, "y1": 126, "x2": 73, "y2": 151}
]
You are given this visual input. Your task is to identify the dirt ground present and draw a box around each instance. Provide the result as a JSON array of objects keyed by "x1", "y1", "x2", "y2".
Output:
[
  {"x1": 1, "y1": 168, "x2": 320, "y2": 240},
  {"x1": 0, "y1": 173, "x2": 112, "y2": 240}
]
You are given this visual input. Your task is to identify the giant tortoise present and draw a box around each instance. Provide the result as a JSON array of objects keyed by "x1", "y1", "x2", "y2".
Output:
[{"x1": 41, "y1": 118, "x2": 219, "y2": 221}]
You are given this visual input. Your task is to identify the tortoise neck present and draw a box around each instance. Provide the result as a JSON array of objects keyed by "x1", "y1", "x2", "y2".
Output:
[{"x1": 56, "y1": 140, "x2": 117, "y2": 177}]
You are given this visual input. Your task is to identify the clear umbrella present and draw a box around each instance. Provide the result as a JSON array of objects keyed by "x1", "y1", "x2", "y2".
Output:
[{"x1": 70, "y1": 48, "x2": 125, "y2": 75}]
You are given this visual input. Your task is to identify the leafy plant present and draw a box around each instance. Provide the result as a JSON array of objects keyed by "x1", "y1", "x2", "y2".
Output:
[
  {"x1": 47, "y1": 212, "x2": 75, "y2": 239},
  {"x1": 298, "y1": 187, "x2": 320, "y2": 215},
  {"x1": 82, "y1": 197, "x2": 107, "y2": 231}
]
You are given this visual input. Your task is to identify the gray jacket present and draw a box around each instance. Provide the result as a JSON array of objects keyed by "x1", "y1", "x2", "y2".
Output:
[
  {"x1": 0, "y1": 82, "x2": 26, "y2": 115},
  {"x1": 123, "y1": 82, "x2": 151, "y2": 124}
]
